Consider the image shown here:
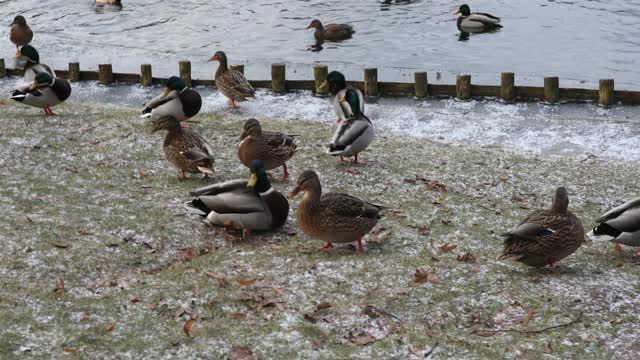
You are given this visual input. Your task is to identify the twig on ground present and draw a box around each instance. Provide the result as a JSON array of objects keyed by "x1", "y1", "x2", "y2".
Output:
[{"x1": 471, "y1": 312, "x2": 583, "y2": 336}]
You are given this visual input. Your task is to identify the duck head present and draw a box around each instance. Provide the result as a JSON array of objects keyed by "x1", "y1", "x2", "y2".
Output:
[
  {"x1": 240, "y1": 118, "x2": 262, "y2": 140},
  {"x1": 454, "y1": 4, "x2": 471, "y2": 16},
  {"x1": 318, "y1": 71, "x2": 346, "y2": 95},
  {"x1": 305, "y1": 19, "x2": 323, "y2": 30},
  {"x1": 339, "y1": 88, "x2": 361, "y2": 116},
  {"x1": 247, "y1": 159, "x2": 271, "y2": 192},
  {"x1": 207, "y1": 51, "x2": 227, "y2": 63},
  {"x1": 17, "y1": 44, "x2": 39, "y2": 63},
  {"x1": 163, "y1": 76, "x2": 187, "y2": 96},
  {"x1": 10, "y1": 15, "x2": 27, "y2": 26},
  {"x1": 149, "y1": 116, "x2": 180, "y2": 134},
  {"x1": 550, "y1": 187, "x2": 569, "y2": 214},
  {"x1": 30, "y1": 72, "x2": 54, "y2": 90},
  {"x1": 288, "y1": 170, "x2": 322, "y2": 199}
]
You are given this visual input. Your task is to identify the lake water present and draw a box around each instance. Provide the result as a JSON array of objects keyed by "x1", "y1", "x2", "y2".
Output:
[{"x1": 1, "y1": 0, "x2": 639, "y2": 89}]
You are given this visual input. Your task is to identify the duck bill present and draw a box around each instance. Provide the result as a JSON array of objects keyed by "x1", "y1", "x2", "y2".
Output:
[
  {"x1": 453, "y1": 9, "x2": 460, "y2": 15},
  {"x1": 162, "y1": 88, "x2": 170, "y2": 97},
  {"x1": 304, "y1": 25, "x2": 312, "y2": 30},
  {"x1": 247, "y1": 173, "x2": 258, "y2": 187},
  {"x1": 28, "y1": 81, "x2": 37, "y2": 91},
  {"x1": 207, "y1": 55, "x2": 219, "y2": 62},
  {"x1": 15, "y1": 51, "x2": 22, "y2": 58},
  {"x1": 318, "y1": 80, "x2": 329, "y2": 92},
  {"x1": 287, "y1": 186, "x2": 301, "y2": 199}
]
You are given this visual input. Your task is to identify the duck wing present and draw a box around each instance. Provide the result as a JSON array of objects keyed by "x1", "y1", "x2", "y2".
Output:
[
  {"x1": 328, "y1": 116, "x2": 372, "y2": 153},
  {"x1": 598, "y1": 199, "x2": 640, "y2": 233},
  {"x1": 190, "y1": 179, "x2": 247, "y2": 197},
  {"x1": 145, "y1": 90, "x2": 179, "y2": 109}
]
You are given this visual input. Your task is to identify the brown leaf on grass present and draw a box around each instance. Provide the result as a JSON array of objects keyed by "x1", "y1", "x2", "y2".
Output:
[
  {"x1": 206, "y1": 272, "x2": 231, "y2": 287},
  {"x1": 183, "y1": 319, "x2": 193, "y2": 337},
  {"x1": 346, "y1": 168, "x2": 363, "y2": 175},
  {"x1": 229, "y1": 345, "x2": 254, "y2": 360},
  {"x1": 237, "y1": 278, "x2": 257, "y2": 286},
  {"x1": 348, "y1": 331, "x2": 378, "y2": 346},
  {"x1": 105, "y1": 323, "x2": 114, "y2": 332},
  {"x1": 311, "y1": 339, "x2": 323, "y2": 350},
  {"x1": 63, "y1": 348, "x2": 79, "y2": 353},
  {"x1": 53, "y1": 276, "x2": 65, "y2": 294},
  {"x1": 179, "y1": 248, "x2": 199, "y2": 262},
  {"x1": 418, "y1": 225, "x2": 431, "y2": 237},
  {"x1": 414, "y1": 268, "x2": 438, "y2": 284},
  {"x1": 511, "y1": 193, "x2": 524, "y2": 202},
  {"x1": 439, "y1": 244, "x2": 457, "y2": 252},
  {"x1": 457, "y1": 252, "x2": 477, "y2": 263},
  {"x1": 51, "y1": 241, "x2": 69, "y2": 249},
  {"x1": 317, "y1": 302, "x2": 332, "y2": 311},
  {"x1": 426, "y1": 180, "x2": 448, "y2": 192},
  {"x1": 433, "y1": 195, "x2": 445, "y2": 205},
  {"x1": 368, "y1": 231, "x2": 391, "y2": 246},
  {"x1": 229, "y1": 312, "x2": 246, "y2": 319},
  {"x1": 130, "y1": 298, "x2": 142, "y2": 304},
  {"x1": 520, "y1": 308, "x2": 534, "y2": 326},
  {"x1": 77, "y1": 229, "x2": 92, "y2": 236},
  {"x1": 304, "y1": 312, "x2": 319, "y2": 323}
]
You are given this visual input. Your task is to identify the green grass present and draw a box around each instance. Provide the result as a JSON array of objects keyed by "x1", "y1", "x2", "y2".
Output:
[{"x1": 0, "y1": 101, "x2": 639, "y2": 359}]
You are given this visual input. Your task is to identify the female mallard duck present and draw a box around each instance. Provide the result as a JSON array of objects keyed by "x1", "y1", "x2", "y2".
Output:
[
  {"x1": 185, "y1": 159, "x2": 289, "y2": 236},
  {"x1": 142, "y1": 76, "x2": 202, "y2": 122},
  {"x1": 150, "y1": 116, "x2": 215, "y2": 179},
  {"x1": 305, "y1": 19, "x2": 354, "y2": 42},
  {"x1": 10, "y1": 72, "x2": 71, "y2": 116},
  {"x1": 208, "y1": 51, "x2": 255, "y2": 109},
  {"x1": 326, "y1": 87, "x2": 373, "y2": 164},
  {"x1": 499, "y1": 187, "x2": 585, "y2": 267},
  {"x1": 454, "y1": 4, "x2": 502, "y2": 32},
  {"x1": 587, "y1": 197, "x2": 640, "y2": 252},
  {"x1": 318, "y1": 71, "x2": 364, "y2": 123},
  {"x1": 288, "y1": 170, "x2": 384, "y2": 255},
  {"x1": 238, "y1": 118, "x2": 297, "y2": 180},
  {"x1": 9, "y1": 16, "x2": 33, "y2": 53}
]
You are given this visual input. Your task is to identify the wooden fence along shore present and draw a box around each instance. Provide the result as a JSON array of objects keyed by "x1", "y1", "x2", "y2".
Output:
[{"x1": 1, "y1": 58, "x2": 638, "y2": 106}]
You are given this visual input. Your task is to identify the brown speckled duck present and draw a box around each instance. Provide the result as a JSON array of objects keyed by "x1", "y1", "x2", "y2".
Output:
[
  {"x1": 150, "y1": 116, "x2": 215, "y2": 179},
  {"x1": 208, "y1": 51, "x2": 255, "y2": 109},
  {"x1": 288, "y1": 170, "x2": 384, "y2": 255},
  {"x1": 238, "y1": 118, "x2": 297, "y2": 180},
  {"x1": 499, "y1": 187, "x2": 585, "y2": 267},
  {"x1": 9, "y1": 16, "x2": 33, "y2": 53},
  {"x1": 305, "y1": 19, "x2": 354, "y2": 42}
]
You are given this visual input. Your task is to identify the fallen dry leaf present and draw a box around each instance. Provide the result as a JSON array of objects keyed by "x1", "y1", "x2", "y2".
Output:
[
  {"x1": 237, "y1": 278, "x2": 257, "y2": 286},
  {"x1": 317, "y1": 302, "x2": 332, "y2": 311},
  {"x1": 179, "y1": 248, "x2": 199, "y2": 262},
  {"x1": 346, "y1": 168, "x2": 363, "y2": 175},
  {"x1": 511, "y1": 193, "x2": 524, "y2": 202},
  {"x1": 418, "y1": 225, "x2": 431, "y2": 237},
  {"x1": 130, "y1": 298, "x2": 142, "y2": 304},
  {"x1": 53, "y1": 276, "x2": 65, "y2": 294},
  {"x1": 304, "y1": 312, "x2": 319, "y2": 323},
  {"x1": 105, "y1": 323, "x2": 114, "y2": 332},
  {"x1": 229, "y1": 312, "x2": 246, "y2": 319},
  {"x1": 349, "y1": 331, "x2": 378, "y2": 346},
  {"x1": 457, "y1": 252, "x2": 477, "y2": 263},
  {"x1": 414, "y1": 268, "x2": 439, "y2": 284},
  {"x1": 183, "y1": 319, "x2": 193, "y2": 337},
  {"x1": 439, "y1": 244, "x2": 457, "y2": 252},
  {"x1": 63, "y1": 348, "x2": 79, "y2": 353},
  {"x1": 206, "y1": 272, "x2": 231, "y2": 287},
  {"x1": 229, "y1": 345, "x2": 254, "y2": 360},
  {"x1": 311, "y1": 339, "x2": 323, "y2": 350}
]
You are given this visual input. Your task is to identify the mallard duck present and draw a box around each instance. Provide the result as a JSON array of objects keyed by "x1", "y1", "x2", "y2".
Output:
[
  {"x1": 185, "y1": 160, "x2": 289, "y2": 236},
  {"x1": 238, "y1": 118, "x2": 297, "y2": 180},
  {"x1": 305, "y1": 19, "x2": 354, "y2": 42},
  {"x1": 499, "y1": 187, "x2": 585, "y2": 267},
  {"x1": 288, "y1": 170, "x2": 384, "y2": 255},
  {"x1": 326, "y1": 87, "x2": 373, "y2": 164},
  {"x1": 10, "y1": 72, "x2": 71, "y2": 116},
  {"x1": 318, "y1": 71, "x2": 364, "y2": 123},
  {"x1": 150, "y1": 116, "x2": 215, "y2": 179},
  {"x1": 142, "y1": 76, "x2": 202, "y2": 122},
  {"x1": 587, "y1": 197, "x2": 640, "y2": 252},
  {"x1": 208, "y1": 51, "x2": 255, "y2": 109},
  {"x1": 15, "y1": 45, "x2": 55, "y2": 82},
  {"x1": 9, "y1": 15, "x2": 33, "y2": 53},
  {"x1": 454, "y1": 4, "x2": 502, "y2": 32},
  {"x1": 95, "y1": 0, "x2": 122, "y2": 5}
]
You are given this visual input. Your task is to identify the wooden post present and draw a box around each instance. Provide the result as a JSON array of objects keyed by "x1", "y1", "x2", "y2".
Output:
[
  {"x1": 140, "y1": 64, "x2": 152, "y2": 87},
  {"x1": 456, "y1": 74, "x2": 471, "y2": 100},
  {"x1": 364, "y1": 68, "x2": 378, "y2": 97},
  {"x1": 98, "y1": 64, "x2": 113, "y2": 85},
  {"x1": 179, "y1": 61, "x2": 191, "y2": 87},
  {"x1": 414, "y1": 72, "x2": 428, "y2": 98},
  {"x1": 314, "y1": 64, "x2": 328, "y2": 95},
  {"x1": 599, "y1": 79, "x2": 614, "y2": 107},
  {"x1": 68, "y1": 62, "x2": 80, "y2": 82},
  {"x1": 544, "y1": 77, "x2": 559, "y2": 103},
  {"x1": 500, "y1": 72, "x2": 515, "y2": 102},
  {"x1": 230, "y1": 64, "x2": 244, "y2": 75},
  {"x1": 0, "y1": 58, "x2": 5, "y2": 78},
  {"x1": 271, "y1": 63, "x2": 286, "y2": 94}
]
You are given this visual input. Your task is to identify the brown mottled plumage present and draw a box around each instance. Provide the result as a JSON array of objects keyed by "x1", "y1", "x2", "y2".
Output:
[
  {"x1": 305, "y1": 19, "x2": 354, "y2": 42},
  {"x1": 208, "y1": 51, "x2": 255, "y2": 109},
  {"x1": 238, "y1": 118, "x2": 297, "y2": 180},
  {"x1": 150, "y1": 116, "x2": 215, "y2": 179},
  {"x1": 499, "y1": 187, "x2": 585, "y2": 267},
  {"x1": 9, "y1": 16, "x2": 33, "y2": 52},
  {"x1": 288, "y1": 170, "x2": 383, "y2": 255}
]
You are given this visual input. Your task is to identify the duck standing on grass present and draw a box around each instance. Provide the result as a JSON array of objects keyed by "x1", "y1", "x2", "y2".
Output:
[
  {"x1": 288, "y1": 170, "x2": 384, "y2": 255},
  {"x1": 9, "y1": 15, "x2": 33, "y2": 53},
  {"x1": 499, "y1": 187, "x2": 585, "y2": 268},
  {"x1": 305, "y1": 19, "x2": 354, "y2": 43},
  {"x1": 142, "y1": 76, "x2": 202, "y2": 122},
  {"x1": 453, "y1": 4, "x2": 502, "y2": 32},
  {"x1": 185, "y1": 160, "x2": 290, "y2": 238},
  {"x1": 238, "y1": 118, "x2": 297, "y2": 181},
  {"x1": 150, "y1": 116, "x2": 215, "y2": 179},
  {"x1": 10, "y1": 72, "x2": 71, "y2": 116},
  {"x1": 208, "y1": 51, "x2": 255, "y2": 109},
  {"x1": 587, "y1": 197, "x2": 640, "y2": 253},
  {"x1": 326, "y1": 87, "x2": 373, "y2": 165},
  {"x1": 318, "y1": 71, "x2": 364, "y2": 123}
]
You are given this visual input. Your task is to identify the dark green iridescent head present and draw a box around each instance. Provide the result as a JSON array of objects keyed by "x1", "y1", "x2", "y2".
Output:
[
  {"x1": 19, "y1": 45, "x2": 39, "y2": 63},
  {"x1": 343, "y1": 88, "x2": 361, "y2": 116},
  {"x1": 248, "y1": 160, "x2": 271, "y2": 193},
  {"x1": 326, "y1": 71, "x2": 346, "y2": 95},
  {"x1": 34, "y1": 72, "x2": 54, "y2": 86},
  {"x1": 456, "y1": 4, "x2": 471, "y2": 16},
  {"x1": 166, "y1": 76, "x2": 187, "y2": 92}
]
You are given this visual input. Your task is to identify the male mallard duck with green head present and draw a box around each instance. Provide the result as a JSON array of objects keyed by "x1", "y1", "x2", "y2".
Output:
[
  {"x1": 305, "y1": 19, "x2": 354, "y2": 42},
  {"x1": 15, "y1": 45, "x2": 55, "y2": 83},
  {"x1": 454, "y1": 4, "x2": 502, "y2": 32},
  {"x1": 499, "y1": 187, "x2": 585, "y2": 268},
  {"x1": 150, "y1": 116, "x2": 215, "y2": 179},
  {"x1": 9, "y1": 15, "x2": 33, "y2": 53},
  {"x1": 142, "y1": 76, "x2": 202, "y2": 122},
  {"x1": 288, "y1": 170, "x2": 384, "y2": 255},
  {"x1": 587, "y1": 197, "x2": 640, "y2": 253},
  {"x1": 185, "y1": 159, "x2": 290, "y2": 237},
  {"x1": 326, "y1": 87, "x2": 373, "y2": 164},
  {"x1": 318, "y1": 71, "x2": 364, "y2": 123},
  {"x1": 11, "y1": 72, "x2": 71, "y2": 116},
  {"x1": 238, "y1": 118, "x2": 297, "y2": 180},
  {"x1": 208, "y1": 51, "x2": 255, "y2": 109}
]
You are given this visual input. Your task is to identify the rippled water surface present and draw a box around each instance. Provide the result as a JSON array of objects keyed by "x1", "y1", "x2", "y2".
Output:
[{"x1": 1, "y1": 0, "x2": 639, "y2": 88}]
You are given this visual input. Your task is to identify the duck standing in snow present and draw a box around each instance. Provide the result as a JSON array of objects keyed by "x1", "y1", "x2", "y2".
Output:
[
  {"x1": 587, "y1": 197, "x2": 640, "y2": 253},
  {"x1": 142, "y1": 76, "x2": 202, "y2": 122},
  {"x1": 11, "y1": 72, "x2": 71, "y2": 116}
]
